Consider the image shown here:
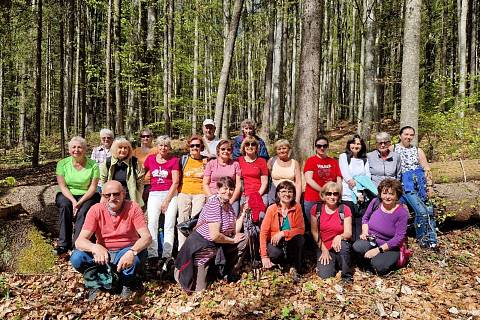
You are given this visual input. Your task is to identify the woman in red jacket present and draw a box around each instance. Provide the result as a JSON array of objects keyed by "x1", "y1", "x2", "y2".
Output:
[{"x1": 260, "y1": 180, "x2": 305, "y2": 282}]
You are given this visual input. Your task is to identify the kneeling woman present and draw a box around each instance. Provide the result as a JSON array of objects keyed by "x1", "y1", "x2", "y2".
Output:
[
  {"x1": 175, "y1": 177, "x2": 246, "y2": 292},
  {"x1": 310, "y1": 182, "x2": 353, "y2": 281},
  {"x1": 260, "y1": 181, "x2": 305, "y2": 280},
  {"x1": 353, "y1": 178, "x2": 408, "y2": 275}
]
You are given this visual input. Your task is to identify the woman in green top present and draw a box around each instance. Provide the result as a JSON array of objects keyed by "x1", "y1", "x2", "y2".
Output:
[{"x1": 55, "y1": 136, "x2": 100, "y2": 255}]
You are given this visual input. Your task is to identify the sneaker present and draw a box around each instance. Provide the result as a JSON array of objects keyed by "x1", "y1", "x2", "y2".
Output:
[
  {"x1": 55, "y1": 246, "x2": 69, "y2": 255},
  {"x1": 428, "y1": 243, "x2": 440, "y2": 252},
  {"x1": 342, "y1": 276, "x2": 353, "y2": 284},
  {"x1": 120, "y1": 286, "x2": 133, "y2": 299},
  {"x1": 88, "y1": 288, "x2": 99, "y2": 301},
  {"x1": 289, "y1": 268, "x2": 300, "y2": 284}
]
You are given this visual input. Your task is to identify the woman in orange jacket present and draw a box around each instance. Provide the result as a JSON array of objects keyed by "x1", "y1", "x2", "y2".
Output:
[{"x1": 260, "y1": 180, "x2": 305, "y2": 282}]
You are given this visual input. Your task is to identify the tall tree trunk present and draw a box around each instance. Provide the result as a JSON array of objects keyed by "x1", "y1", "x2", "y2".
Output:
[
  {"x1": 348, "y1": 6, "x2": 356, "y2": 123},
  {"x1": 59, "y1": 0, "x2": 66, "y2": 157},
  {"x1": 359, "y1": 0, "x2": 375, "y2": 146},
  {"x1": 105, "y1": 0, "x2": 112, "y2": 129},
  {"x1": 457, "y1": 0, "x2": 468, "y2": 117},
  {"x1": 271, "y1": 5, "x2": 283, "y2": 131},
  {"x1": 146, "y1": 4, "x2": 156, "y2": 51},
  {"x1": 259, "y1": 3, "x2": 275, "y2": 142},
  {"x1": 292, "y1": 0, "x2": 323, "y2": 165},
  {"x1": 400, "y1": 0, "x2": 422, "y2": 143},
  {"x1": 113, "y1": 0, "x2": 123, "y2": 134},
  {"x1": 32, "y1": 0, "x2": 42, "y2": 167},
  {"x1": 65, "y1": 0, "x2": 74, "y2": 139},
  {"x1": 192, "y1": 3, "x2": 199, "y2": 135},
  {"x1": 213, "y1": 0, "x2": 245, "y2": 137}
]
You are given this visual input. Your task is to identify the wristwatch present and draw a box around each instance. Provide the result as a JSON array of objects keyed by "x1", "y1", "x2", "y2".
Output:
[
  {"x1": 128, "y1": 249, "x2": 138, "y2": 256},
  {"x1": 378, "y1": 247, "x2": 384, "y2": 253}
]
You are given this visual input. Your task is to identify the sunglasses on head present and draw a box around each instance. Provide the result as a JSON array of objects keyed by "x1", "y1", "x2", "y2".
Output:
[
  {"x1": 220, "y1": 147, "x2": 232, "y2": 151},
  {"x1": 102, "y1": 192, "x2": 121, "y2": 198},
  {"x1": 325, "y1": 191, "x2": 339, "y2": 197},
  {"x1": 316, "y1": 144, "x2": 329, "y2": 149},
  {"x1": 189, "y1": 143, "x2": 201, "y2": 148},
  {"x1": 141, "y1": 135, "x2": 151, "y2": 138},
  {"x1": 245, "y1": 142, "x2": 257, "y2": 147}
]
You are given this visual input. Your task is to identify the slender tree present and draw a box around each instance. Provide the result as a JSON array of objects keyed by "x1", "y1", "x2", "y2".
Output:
[{"x1": 32, "y1": 0, "x2": 43, "y2": 167}]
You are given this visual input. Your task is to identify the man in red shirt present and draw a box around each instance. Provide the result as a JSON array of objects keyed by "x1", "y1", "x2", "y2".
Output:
[{"x1": 70, "y1": 180, "x2": 152, "y2": 300}]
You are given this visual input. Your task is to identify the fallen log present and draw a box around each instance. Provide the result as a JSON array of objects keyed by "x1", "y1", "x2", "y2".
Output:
[
  {"x1": 431, "y1": 159, "x2": 480, "y2": 183},
  {"x1": 0, "y1": 203, "x2": 27, "y2": 220},
  {"x1": 433, "y1": 181, "x2": 480, "y2": 222}
]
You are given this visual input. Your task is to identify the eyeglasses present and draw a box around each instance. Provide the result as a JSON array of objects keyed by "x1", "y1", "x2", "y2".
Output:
[
  {"x1": 325, "y1": 191, "x2": 339, "y2": 197},
  {"x1": 190, "y1": 144, "x2": 201, "y2": 148},
  {"x1": 316, "y1": 144, "x2": 329, "y2": 149},
  {"x1": 141, "y1": 135, "x2": 151, "y2": 138},
  {"x1": 279, "y1": 190, "x2": 294, "y2": 195},
  {"x1": 245, "y1": 142, "x2": 258, "y2": 147},
  {"x1": 101, "y1": 136, "x2": 113, "y2": 140},
  {"x1": 220, "y1": 147, "x2": 232, "y2": 152},
  {"x1": 102, "y1": 192, "x2": 121, "y2": 198},
  {"x1": 377, "y1": 141, "x2": 391, "y2": 145}
]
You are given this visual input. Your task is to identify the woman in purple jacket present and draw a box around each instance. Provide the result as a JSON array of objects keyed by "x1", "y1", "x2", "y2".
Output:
[{"x1": 352, "y1": 178, "x2": 408, "y2": 275}]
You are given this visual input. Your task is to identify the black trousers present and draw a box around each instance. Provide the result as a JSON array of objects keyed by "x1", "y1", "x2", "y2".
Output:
[
  {"x1": 55, "y1": 192, "x2": 100, "y2": 248},
  {"x1": 352, "y1": 239, "x2": 399, "y2": 275},
  {"x1": 267, "y1": 234, "x2": 305, "y2": 271},
  {"x1": 316, "y1": 240, "x2": 352, "y2": 279}
]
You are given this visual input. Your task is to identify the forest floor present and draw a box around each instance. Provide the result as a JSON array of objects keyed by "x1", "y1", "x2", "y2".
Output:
[{"x1": 0, "y1": 164, "x2": 479, "y2": 319}]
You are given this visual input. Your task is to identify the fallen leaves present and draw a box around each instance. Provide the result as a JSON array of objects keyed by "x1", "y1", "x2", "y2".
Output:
[{"x1": 0, "y1": 227, "x2": 479, "y2": 319}]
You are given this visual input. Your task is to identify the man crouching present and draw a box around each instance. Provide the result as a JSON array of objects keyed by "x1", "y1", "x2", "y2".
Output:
[{"x1": 70, "y1": 180, "x2": 152, "y2": 300}]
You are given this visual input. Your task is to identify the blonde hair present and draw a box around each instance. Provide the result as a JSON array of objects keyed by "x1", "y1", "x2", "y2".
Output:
[
  {"x1": 274, "y1": 139, "x2": 291, "y2": 150},
  {"x1": 110, "y1": 137, "x2": 133, "y2": 160},
  {"x1": 321, "y1": 181, "x2": 342, "y2": 203},
  {"x1": 240, "y1": 136, "x2": 259, "y2": 156}
]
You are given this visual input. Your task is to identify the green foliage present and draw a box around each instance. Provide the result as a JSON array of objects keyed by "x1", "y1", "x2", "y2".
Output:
[
  {"x1": 0, "y1": 276, "x2": 10, "y2": 299},
  {"x1": 280, "y1": 304, "x2": 300, "y2": 320},
  {"x1": 0, "y1": 177, "x2": 16, "y2": 187},
  {"x1": 0, "y1": 234, "x2": 12, "y2": 272},
  {"x1": 17, "y1": 229, "x2": 56, "y2": 274}
]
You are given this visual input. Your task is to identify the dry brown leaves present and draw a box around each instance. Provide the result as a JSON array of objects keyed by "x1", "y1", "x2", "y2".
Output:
[{"x1": 1, "y1": 226, "x2": 480, "y2": 319}]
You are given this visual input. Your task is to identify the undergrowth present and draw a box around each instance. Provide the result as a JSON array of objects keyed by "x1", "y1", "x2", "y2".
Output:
[{"x1": 17, "y1": 229, "x2": 56, "y2": 274}]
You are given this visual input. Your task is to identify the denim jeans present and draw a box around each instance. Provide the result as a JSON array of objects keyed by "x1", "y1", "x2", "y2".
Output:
[
  {"x1": 402, "y1": 191, "x2": 437, "y2": 246},
  {"x1": 70, "y1": 247, "x2": 147, "y2": 284}
]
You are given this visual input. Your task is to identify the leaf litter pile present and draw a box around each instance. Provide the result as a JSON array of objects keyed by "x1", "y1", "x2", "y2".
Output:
[{"x1": 1, "y1": 226, "x2": 480, "y2": 319}]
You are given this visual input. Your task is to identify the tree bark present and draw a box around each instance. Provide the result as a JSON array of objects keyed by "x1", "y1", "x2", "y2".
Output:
[
  {"x1": 113, "y1": 0, "x2": 123, "y2": 135},
  {"x1": 192, "y1": 3, "x2": 199, "y2": 135},
  {"x1": 105, "y1": 0, "x2": 112, "y2": 130},
  {"x1": 32, "y1": 0, "x2": 42, "y2": 167},
  {"x1": 457, "y1": 0, "x2": 468, "y2": 118},
  {"x1": 65, "y1": 0, "x2": 74, "y2": 139},
  {"x1": 59, "y1": 0, "x2": 66, "y2": 157},
  {"x1": 292, "y1": 0, "x2": 323, "y2": 165},
  {"x1": 213, "y1": 0, "x2": 245, "y2": 137},
  {"x1": 400, "y1": 0, "x2": 422, "y2": 144}
]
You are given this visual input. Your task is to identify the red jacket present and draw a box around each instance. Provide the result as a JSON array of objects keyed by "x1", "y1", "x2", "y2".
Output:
[{"x1": 260, "y1": 203, "x2": 305, "y2": 257}]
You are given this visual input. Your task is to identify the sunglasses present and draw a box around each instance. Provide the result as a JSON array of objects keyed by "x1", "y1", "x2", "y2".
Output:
[
  {"x1": 245, "y1": 142, "x2": 258, "y2": 147},
  {"x1": 220, "y1": 147, "x2": 232, "y2": 152},
  {"x1": 141, "y1": 135, "x2": 151, "y2": 138},
  {"x1": 279, "y1": 190, "x2": 294, "y2": 195},
  {"x1": 102, "y1": 192, "x2": 121, "y2": 198},
  {"x1": 325, "y1": 191, "x2": 339, "y2": 197},
  {"x1": 378, "y1": 141, "x2": 391, "y2": 145},
  {"x1": 190, "y1": 144, "x2": 201, "y2": 148},
  {"x1": 316, "y1": 144, "x2": 329, "y2": 149}
]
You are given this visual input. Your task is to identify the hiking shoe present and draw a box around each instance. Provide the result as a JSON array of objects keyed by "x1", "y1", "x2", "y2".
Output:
[
  {"x1": 289, "y1": 268, "x2": 300, "y2": 284},
  {"x1": 120, "y1": 286, "x2": 133, "y2": 299},
  {"x1": 87, "y1": 288, "x2": 99, "y2": 301},
  {"x1": 342, "y1": 276, "x2": 353, "y2": 284},
  {"x1": 55, "y1": 246, "x2": 69, "y2": 256}
]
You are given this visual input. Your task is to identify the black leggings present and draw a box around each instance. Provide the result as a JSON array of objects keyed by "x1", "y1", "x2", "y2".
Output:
[
  {"x1": 267, "y1": 234, "x2": 305, "y2": 271},
  {"x1": 352, "y1": 239, "x2": 399, "y2": 275}
]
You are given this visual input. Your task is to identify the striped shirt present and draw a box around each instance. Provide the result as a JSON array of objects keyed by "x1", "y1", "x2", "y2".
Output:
[{"x1": 194, "y1": 195, "x2": 236, "y2": 265}]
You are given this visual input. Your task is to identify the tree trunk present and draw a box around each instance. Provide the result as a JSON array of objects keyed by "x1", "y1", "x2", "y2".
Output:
[
  {"x1": 32, "y1": 0, "x2": 42, "y2": 167},
  {"x1": 292, "y1": 0, "x2": 323, "y2": 165},
  {"x1": 359, "y1": 0, "x2": 375, "y2": 146},
  {"x1": 271, "y1": 5, "x2": 283, "y2": 132},
  {"x1": 105, "y1": 0, "x2": 112, "y2": 130},
  {"x1": 65, "y1": 0, "x2": 74, "y2": 139},
  {"x1": 457, "y1": 0, "x2": 468, "y2": 118},
  {"x1": 213, "y1": 0, "x2": 245, "y2": 137},
  {"x1": 146, "y1": 4, "x2": 156, "y2": 51},
  {"x1": 192, "y1": 4, "x2": 199, "y2": 135},
  {"x1": 59, "y1": 0, "x2": 66, "y2": 157},
  {"x1": 113, "y1": 0, "x2": 123, "y2": 135},
  {"x1": 400, "y1": 0, "x2": 422, "y2": 144},
  {"x1": 348, "y1": 6, "x2": 356, "y2": 123},
  {"x1": 259, "y1": 3, "x2": 275, "y2": 143}
]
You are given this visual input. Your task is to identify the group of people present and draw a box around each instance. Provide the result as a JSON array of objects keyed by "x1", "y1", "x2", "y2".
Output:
[{"x1": 54, "y1": 119, "x2": 437, "y2": 298}]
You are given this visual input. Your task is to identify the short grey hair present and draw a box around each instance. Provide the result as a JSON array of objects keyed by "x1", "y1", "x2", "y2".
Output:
[
  {"x1": 139, "y1": 127, "x2": 152, "y2": 136},
  {"x1": 375, "y1": 132, "x2": 391, "y2": 142},
  {"x1": 68, "y1": 136, "x2": 87, "y2": 149},
  {"x1": 100, "y1": 128, "x2": 114, "y2": 138},
  {"x1": 241, "y1": 119, "x2": 256, "y2": 129},
  {"x1": 156, "y1": 135, "x2": 171, "y2": 147}
]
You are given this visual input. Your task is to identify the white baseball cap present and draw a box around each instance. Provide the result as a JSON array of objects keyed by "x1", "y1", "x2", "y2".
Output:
[{"x1": 203, "y1": 119, "x2": 216, "y2": 127}]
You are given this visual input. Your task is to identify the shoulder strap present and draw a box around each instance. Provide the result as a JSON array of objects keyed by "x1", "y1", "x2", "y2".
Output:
[
  {"x1": 338, "y1": 204, "x2": 345, "y2": 222},
  {"x1": 180, "y1": 154, "x2": 189, "y2": 172},
  {"x1": 316, "y1": 202, "x2": 322, "y2": 242},
  {"x1": 131, "y1": 156, "x2": 138, "y2": 180},
  {"x1": 346, "y1": 154, "x2": 352, "y2": 165},
  {"x1": 106, "y1": 156, "x2": 112, "y2": 172}
]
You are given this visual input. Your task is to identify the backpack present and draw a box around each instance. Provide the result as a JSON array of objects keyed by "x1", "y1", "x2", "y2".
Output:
[
  {"x1": 346, "y1": 153, "x2": 367, "y2": 165},
  {"x1": 315, "y1": 203, "x2": 345, "y2": 243},
  {"x1": 106, "y1": 156, "x2": 138, "y2": 180}
]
